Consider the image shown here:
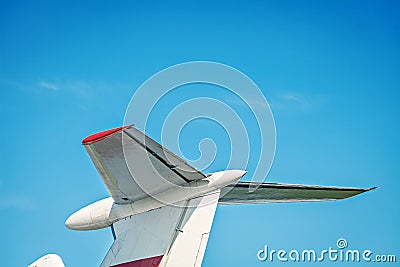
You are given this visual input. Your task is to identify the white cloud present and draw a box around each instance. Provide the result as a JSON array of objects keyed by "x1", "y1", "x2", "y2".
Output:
[
  {"x1": 0, "y1": 195, "x2": 36, "y2": 210},
  {"x1": 0, "y1": 179, "x2": 35, "y2": 210},
  {"x1": 281, "y1": 93, "x2": 308, "y2": 103},
  {"x1": 39, "y1": 81, "x2": 58, "y2": 91},
  {"x1": 269, "y1": 92, "x2": 327, "y2": 112},
  {"x1": 280, "y1": 93, "x2": 311, "y2": 108}
]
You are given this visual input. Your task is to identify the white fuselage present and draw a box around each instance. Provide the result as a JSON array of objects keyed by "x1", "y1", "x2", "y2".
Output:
[{"x1": 65, "y1": 170, "x2": 246, "y2": 230}]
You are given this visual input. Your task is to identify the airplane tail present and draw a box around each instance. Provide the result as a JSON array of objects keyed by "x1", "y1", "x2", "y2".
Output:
[{"x1": 28, "y1": 254, "x2": 65, "y2": 267}]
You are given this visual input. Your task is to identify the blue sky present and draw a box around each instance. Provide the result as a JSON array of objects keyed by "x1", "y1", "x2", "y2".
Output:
[{"x1": 1, "y1": 0, "x2": 399, "y2": 266}]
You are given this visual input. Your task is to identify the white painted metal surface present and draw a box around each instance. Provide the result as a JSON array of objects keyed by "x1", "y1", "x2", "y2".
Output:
[
  {"x1": 65, "y1": 170, "x2": 245, "y2": 230},
  {"x1": 28, "y1": 254, "x2": 65, "y2": 267},
  {"x1": 161, "y1": 191, "x2": 220, "y2": 267},
  {"x1": 84, "y1": 126, "x2": 206, "y2": 204},
  {"x1": 100, "y1": 191, "x2": 220, "y2": 267}
]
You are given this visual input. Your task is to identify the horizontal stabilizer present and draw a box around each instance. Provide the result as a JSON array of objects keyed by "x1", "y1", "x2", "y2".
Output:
[
  {"x1": 83, "y1": 125, "x2": 206, "y2": 204},
  {"x1": 219, "y1": 182, "x2": 375, "y2": 204}
]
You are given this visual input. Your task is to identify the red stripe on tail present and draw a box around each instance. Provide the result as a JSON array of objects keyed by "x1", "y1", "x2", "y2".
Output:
[
  {"x1": 111, "y1": 255, "x2": 163, "y2": 267},
  {"x1": 82, "y1": 125, "x2": 133, "y2": 145}
]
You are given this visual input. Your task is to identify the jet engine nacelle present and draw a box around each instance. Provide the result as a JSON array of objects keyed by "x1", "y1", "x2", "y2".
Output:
[
  {"x1": 65, "y1": 197, "x2": 115, "y2": 230},
  {"x1": 66, "y1": 170, "x2": 246, "y2": 231}
]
